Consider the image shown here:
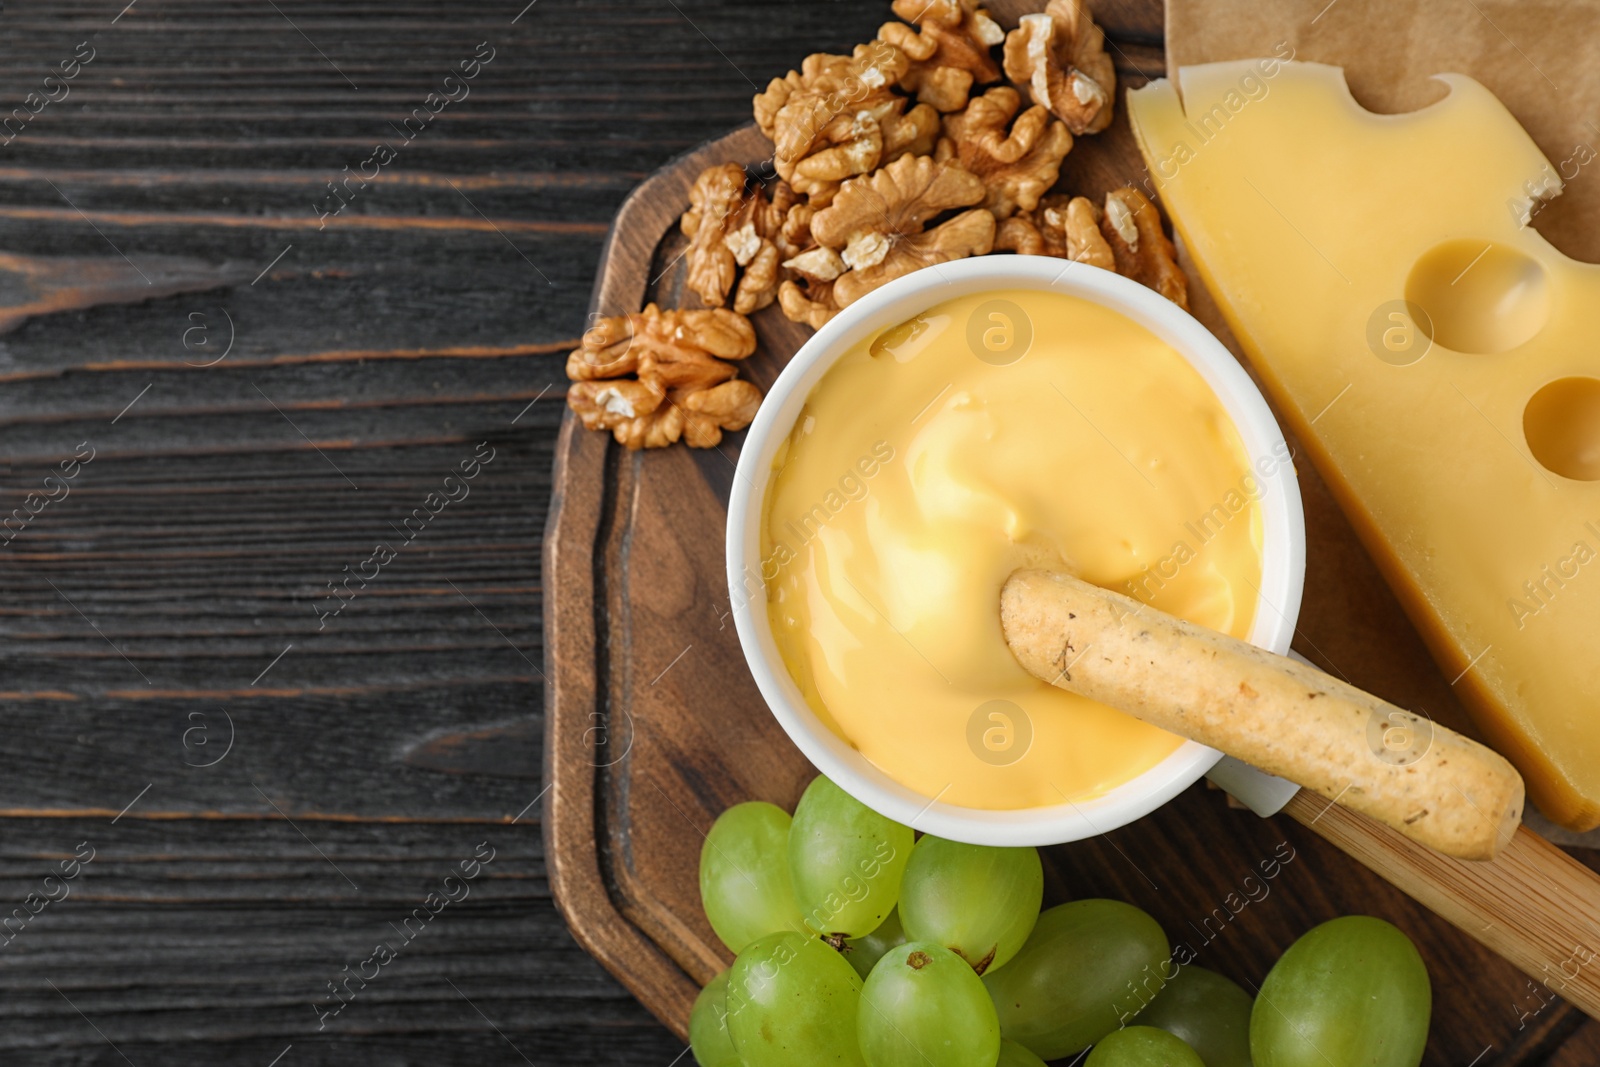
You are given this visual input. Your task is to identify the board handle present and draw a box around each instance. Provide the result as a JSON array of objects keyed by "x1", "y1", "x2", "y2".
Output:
[{"x1": 1284, "y1": 790, "x2": 1600, "y2": 1019}]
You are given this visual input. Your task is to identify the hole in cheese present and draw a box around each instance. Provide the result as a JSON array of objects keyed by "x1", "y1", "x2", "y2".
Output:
[
  {"x1": 1404, "y1": 239, "x2": 1550, "y2": 353},
  {"x1": 1525, "y1": 376, "x2": 1600, "y2": 481}
]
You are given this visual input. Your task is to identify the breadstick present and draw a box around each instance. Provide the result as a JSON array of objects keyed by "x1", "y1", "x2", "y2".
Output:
[{"x1": 1000, "y1": 568, "x2": 1524, "y2": 860}]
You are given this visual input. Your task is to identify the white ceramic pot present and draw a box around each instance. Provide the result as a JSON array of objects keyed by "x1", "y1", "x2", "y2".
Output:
[{"x1": 727, "y1": 255, "x2": 1305, "y2": 845}]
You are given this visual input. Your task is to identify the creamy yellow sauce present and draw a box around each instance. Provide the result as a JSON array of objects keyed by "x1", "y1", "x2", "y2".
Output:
[{"x1": 763, "y1": 289, "x2": 1265, "y2": 810}]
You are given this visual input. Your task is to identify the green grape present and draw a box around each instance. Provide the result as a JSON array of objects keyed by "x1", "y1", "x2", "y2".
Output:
[
  {"x1": 788, "y1": 776, "x2": 913, "y2": 939},
  {"x1": 700, "y1": 801, "x2": 806, "y2": 953},
  {"x1": 689, "y1": 971, "x2": 741, "y2": 1067},
  {"x1": 983, "y1": 899, "x2": 1172, "y2": 1060},
  {"x1": 996, "y1": 1038, "x2": 1049, "y2": 1067},
  {"x1": 858, "y1": 942, "x2": 1000, "y2": 1067},
  {"x1": 845, "y1": 908, "x2": 908, "y2": 980},
  {"x1": 727, "y1": 931, "x2": 866, "y2": 1066},
  {"x1": 898, "y1": 836, "x2": 1042, "y2": 974},
  {"x1": 1086, "y1": 1026, "x2": 1206, "y2": 1067},
  {"x1": 1251, "y1": 916, "x2": 1430, "y2": 1067},
  {"x1": 1134, "y1": 966, "x2": 1254, "y2": 1067}
]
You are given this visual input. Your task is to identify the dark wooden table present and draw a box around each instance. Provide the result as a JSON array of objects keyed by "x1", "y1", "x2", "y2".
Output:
[
  {"x1": 0, "y1": 0, "x2": 867, "y2": 1061},
  {"x1": 4, "y1": 1, "x2": 1599, "y2": 1065}
]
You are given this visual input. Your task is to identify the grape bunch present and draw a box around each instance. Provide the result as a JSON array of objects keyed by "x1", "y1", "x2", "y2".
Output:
[{"x1": 693, "y1": 775, "x2": 1432, "y2": 1067}]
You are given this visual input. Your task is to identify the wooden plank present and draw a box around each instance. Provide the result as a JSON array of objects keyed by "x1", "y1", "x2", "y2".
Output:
[
  {"x1": 0, "y1": 0, "x2": 838, "y2": 1056},
  {"x1": 0, "y1": 816, "x2": 679, "y2": 1061}
]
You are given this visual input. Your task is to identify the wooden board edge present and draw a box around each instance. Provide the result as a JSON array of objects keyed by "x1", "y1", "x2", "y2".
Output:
[
  {"x1": 589, "y1": 123, "x2": 773, "y2": 318},
  {"x1": 589, "y1": 126, "x2": 792, "y2": 987},
  {"x1": 538, "y1": 123, "x2": 792, "y2": 1039},
  {"x1": 542, "y1": 411, "x2": 700, "y2": 1041},
  {"x1": 1283, "y1": 790, "x2": 1600, "y2": 1024},
  {"x1": 542, "y1": 124, "x2": 787, "y2": 1039}
]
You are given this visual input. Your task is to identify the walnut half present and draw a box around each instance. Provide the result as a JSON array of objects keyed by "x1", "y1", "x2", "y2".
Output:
[
  {"x1": 565, "y1": 304, "x2": 764, "y2": 449},
  {"x1": 680, "y1": 164, "x2": 787, "y2": 315},
  {"x1": 996, "y1": 190, "x2": 1186, "y2": 309},
  {"x1": 995, "y1": 193, "x2": 1112, "y2": 269},
  {"x1": 752, "y1": 43, "x2": 938, "y2": 205},
  {"x1": 1101, "y1": 187, "x2": 1188, "y2": 309},
  {"x1": 877, "y1": 0, "x2": 1005, "y2": 113},
  {"x1": 938, "y1": 85, "x2": 1072, "y2": 218},
  {"x1": 1002, "y1": 0, "x2": 1116, "y2": 136},
  {"x1": 793, "y1": 153, "x2": 995, "y2": 315}
]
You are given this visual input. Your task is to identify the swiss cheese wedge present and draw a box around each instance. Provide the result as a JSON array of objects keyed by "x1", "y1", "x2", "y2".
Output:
[{"x1": 1127, "y1": 61, "x2": 1600, "y2": 829}]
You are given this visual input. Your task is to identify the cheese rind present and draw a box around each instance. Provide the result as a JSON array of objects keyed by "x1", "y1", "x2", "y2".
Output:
[{"x1": 1128, "y1": 61, "x2": 1600, "y2": 829}]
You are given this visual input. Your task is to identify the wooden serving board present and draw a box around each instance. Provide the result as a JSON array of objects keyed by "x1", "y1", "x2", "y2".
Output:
[{"x1": 542, "y1": 5, "x2": 1600, "y2": 1062}]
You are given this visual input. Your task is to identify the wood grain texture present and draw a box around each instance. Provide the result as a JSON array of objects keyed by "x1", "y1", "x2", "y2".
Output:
[
  {"x1": 0, "y1": 0, "x2": 927, "y2": 1061},
  {"x1": 543, "y1": 122, "x2": 818, "y2": 1038},
  {"x1": 1285, "y1": 793, "x2": 1600, "y2": 1020},
  {"x1": 544, "y1": 7, "x2": 1600, "y2": 1067}
]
